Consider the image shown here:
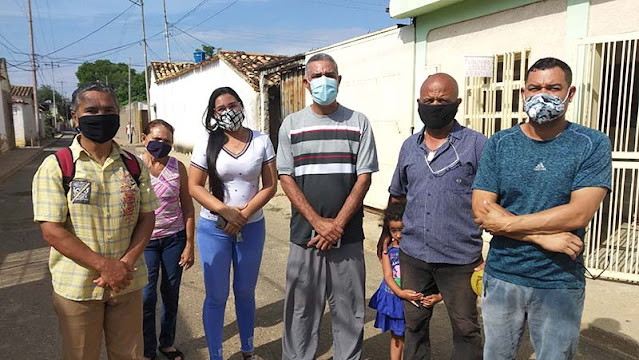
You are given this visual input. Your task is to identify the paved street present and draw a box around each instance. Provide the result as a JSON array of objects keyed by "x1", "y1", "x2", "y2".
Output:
[{"x1": 0, "y1": 135, "x2": 634, "y2": 359}]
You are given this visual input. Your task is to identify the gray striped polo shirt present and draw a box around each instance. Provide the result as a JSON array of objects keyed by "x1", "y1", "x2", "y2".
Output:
[{"x1": 277, "y1": 104, "x2": 379, "y2": 245}]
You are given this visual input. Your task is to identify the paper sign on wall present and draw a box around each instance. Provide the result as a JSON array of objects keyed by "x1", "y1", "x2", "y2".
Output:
[{"x1": 465, "y1": 56, "x2": 493, "y2": 78}]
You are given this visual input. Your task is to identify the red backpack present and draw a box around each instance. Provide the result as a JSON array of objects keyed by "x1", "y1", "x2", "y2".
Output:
[{"x1": 54, "y1": 147, "x2": 141, "y2": 195}]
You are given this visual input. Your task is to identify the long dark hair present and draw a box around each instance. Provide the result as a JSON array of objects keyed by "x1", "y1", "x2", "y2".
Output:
[{"x1": 203, "y1": 87, "x2": 244, "y2": 201}]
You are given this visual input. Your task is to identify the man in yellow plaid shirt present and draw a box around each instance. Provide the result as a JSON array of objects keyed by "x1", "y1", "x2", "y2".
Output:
[{"x1": 32, "y1": 82, "x2": 159, "y2": 360}]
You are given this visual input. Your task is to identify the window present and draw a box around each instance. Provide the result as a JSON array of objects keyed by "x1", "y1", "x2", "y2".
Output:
[{"x1": 464, "y1": 50, "x2": 530, "y2": 137}]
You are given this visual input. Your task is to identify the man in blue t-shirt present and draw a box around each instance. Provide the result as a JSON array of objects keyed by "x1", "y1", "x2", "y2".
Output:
[{"x1": 473, "y1": 57, "x2": 612, "y2": 360}]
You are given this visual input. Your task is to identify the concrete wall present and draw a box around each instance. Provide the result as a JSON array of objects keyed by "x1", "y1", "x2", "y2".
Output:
[
  {"x1": 0, "y1": 89, "x2": 14, "y2": 153},
  {"x1": 150, "y1": 60, "x2": 260, "y2": 152},
  {"x1": 306, "y1": 25, "x2": 416, "y2": 209},
  {"x1": 12, "y1": 100, "x2": 36, "y2": 147},
  {"x1": 425, "y1": 0, "x2": 567, "y2": 122},
  {"x1": 589, "y1": 0, "x2": 639, "y2": 37}
]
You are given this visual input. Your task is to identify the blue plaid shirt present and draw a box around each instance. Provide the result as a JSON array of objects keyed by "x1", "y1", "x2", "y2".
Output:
[{"x1": 389, "y1": 122, "x2": 486, "y2": 264}]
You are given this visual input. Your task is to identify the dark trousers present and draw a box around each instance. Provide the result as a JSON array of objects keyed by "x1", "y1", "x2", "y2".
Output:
[
  {"x1": 399, "y1": 250, "x2": 483, "y2": 360},
  {"x1": 142, "y1": 230, "x2": 186, "y2": 359}
]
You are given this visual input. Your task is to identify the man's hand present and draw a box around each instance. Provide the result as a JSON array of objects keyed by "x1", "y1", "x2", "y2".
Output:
[
  {"x1": 312, "y1": 217, "x2": 343, "y2": 242},
  {"x1": 307, "y1": 234, "x2": 335, "y2": 251},
  {"x1": 179, "y1": 244, "x2": 195, "y2": 270},
  {"x1": 376, "y1": 232, "x2": 391, "y2": 259},
  {"x1": 477, "y1": 201, "x2": 511, "y2": 234},
  {"x1": 94, "y1": 259, "x2": 135, "y2": 293},
  {"x1": 532, "y1": 232, "x2": 583, "y2": 260}
]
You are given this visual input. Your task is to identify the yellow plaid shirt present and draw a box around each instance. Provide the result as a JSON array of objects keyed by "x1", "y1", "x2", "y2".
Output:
[{"x1": 32, "y1": 136, "x2": 159, "y2": 301}]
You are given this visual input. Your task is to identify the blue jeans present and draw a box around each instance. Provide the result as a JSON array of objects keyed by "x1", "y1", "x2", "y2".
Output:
[
  {"x1": 142, "y1": 229, "x2": 186, "y2": 359},
  {"x1": 197, "y1": 216, "x2": 266, "y2": 360},
  {"x1": 482, "y1": 272, "x2": 585, "y2": 360}
]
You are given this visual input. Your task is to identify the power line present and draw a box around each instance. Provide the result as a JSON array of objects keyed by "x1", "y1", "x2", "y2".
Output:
[
  {"x1": 6, "y1": 62, "x2": 31, "y2": 71},
  {"x1": 172, "y1": 26, "x2": 214, "y2": 47},
  {"x1": 173, "y1": 0, "x2": 212, "y2": 26},
  {"x1": 185, "y1": 0, "x2": 239, "y2": 32},
  {"x1": 0, "y1": 33, "x2": 28, "y2": 54},
  {"x1": 42, "y1": 4, "x2": 135, "y2": 57}
]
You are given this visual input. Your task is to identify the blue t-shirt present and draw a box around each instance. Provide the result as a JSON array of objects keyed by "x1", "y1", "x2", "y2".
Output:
[{"x1": 473, "y1": 123, "x2": 611, "y2": 289}]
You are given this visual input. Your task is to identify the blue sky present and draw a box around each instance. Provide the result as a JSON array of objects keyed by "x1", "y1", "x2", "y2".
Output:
[{"x1": 1, "y1": 0, "x2": 405, "y2": 97}]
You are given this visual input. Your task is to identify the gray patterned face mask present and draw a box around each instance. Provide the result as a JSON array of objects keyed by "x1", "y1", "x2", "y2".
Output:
[
  {"x1": 214, "y1": 108, "x2": 244, "y2": 131},
  {"x1": 523, "y1": 92, "x2": 570, "y2": 124}
]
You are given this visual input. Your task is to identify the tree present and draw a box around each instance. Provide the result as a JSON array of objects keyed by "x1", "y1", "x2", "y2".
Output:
[
  {"x1": 37, "y1": 85, "x2": 69, "y2": 117},
  {"x1": 202, "y1": 44, "x2": 216, "y2": 57},
  {"x1": 75, "y1": 59, "x2": 147, "y2": 107}
]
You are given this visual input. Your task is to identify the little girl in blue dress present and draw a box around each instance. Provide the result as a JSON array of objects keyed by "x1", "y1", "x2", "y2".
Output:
[{"x1": 369, "y1": 202, "x2": 442, "y2": 360}]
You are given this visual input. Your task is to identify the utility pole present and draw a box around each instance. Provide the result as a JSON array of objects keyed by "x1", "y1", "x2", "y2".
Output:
[
  {"x1": 128, "y1": 58, "x2": 132, "y2": 144},
  {"x1": 58, "y1": 80, "x2": 68, "y2": 127},
  {"x1": 162, "y1": 0, "x2": 171, "y2": 62},
  {"x1": 43, "y1": 61, "x2": 60, "y2": 127},
  {"x1": 27, "y1": 0, "x2": 40, "y2": 143},
  {"x1": 140, "y1": 0, "x2": 151, "y2": 113}
]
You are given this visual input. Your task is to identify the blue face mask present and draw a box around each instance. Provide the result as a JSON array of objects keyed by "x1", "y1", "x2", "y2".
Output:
[{"x1": 309, "y1": 76, "x2": 338, "y2": 106}]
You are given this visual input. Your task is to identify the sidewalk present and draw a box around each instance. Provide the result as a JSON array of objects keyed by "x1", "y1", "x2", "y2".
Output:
[{"x1": 0, "y1": 134, "x2": 64, "y2": 185}]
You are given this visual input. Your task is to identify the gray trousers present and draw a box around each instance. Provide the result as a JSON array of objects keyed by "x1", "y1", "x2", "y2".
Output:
[{"x1": 282, "y1": 242, "x2": 365, "y2": 360}]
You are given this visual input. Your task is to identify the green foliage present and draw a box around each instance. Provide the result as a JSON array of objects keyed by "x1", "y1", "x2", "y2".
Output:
[
  {"x1": 75, "y1": 59, "x2": 147, "y2": 107},
  {"x1": 37, "y1": 85, "x2": 69, "y2": 121},
  {"x1": 202, "y1": 44, "x2": 216, "y2": 57}
]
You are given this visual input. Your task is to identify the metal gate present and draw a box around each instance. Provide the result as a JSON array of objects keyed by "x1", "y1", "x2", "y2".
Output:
[
  {"x1": 574, "y1": 33, "x2": 639, "y2": 283},
  {"x1": 465, "y1": 50, "x2": 530, "y2": 135}
]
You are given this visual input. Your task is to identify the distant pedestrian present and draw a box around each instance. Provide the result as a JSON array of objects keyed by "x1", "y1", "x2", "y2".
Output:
[
  {"x1": 188, "y1": 87, "x2": 277, "y2": 360},
  {"x1": 140, "y1": 119, "x2": 195, "y2": 360},
  {"x1": 127, "y1": 123, "x2": 136, "y2": 143},
  {"x1": 473, "y1": 57, "x2": 612, "y2": 360},
  {"x1": 277, "y1": 53, "x2": 378, "y2": 360},
  {"x1": 32, "y1": 81, "x2": 159, "y2": 360},
  {"x1": 369, "y1": 202, "x2": 442, "y2": 360}
]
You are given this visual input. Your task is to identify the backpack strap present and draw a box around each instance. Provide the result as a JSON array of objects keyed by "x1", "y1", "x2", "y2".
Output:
[
  {"x1": 120, "y1": 150, "x2": 141, "y2": 187},
  {"x1": 54, "y1": 147, "x2": 75, "y2": 195}
]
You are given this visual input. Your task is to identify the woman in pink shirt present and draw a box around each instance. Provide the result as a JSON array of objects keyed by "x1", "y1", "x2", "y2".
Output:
[{"x1": 141, "y1": 119, "x2": 195, "y2": 360}]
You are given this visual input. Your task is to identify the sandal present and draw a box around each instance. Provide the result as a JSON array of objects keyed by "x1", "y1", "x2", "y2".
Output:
[
  {"x1": 242, "y1": 351, "x2": 263, "y2": 360},
  {"x1": 158, "y1": 347, "x2": 184, "y2": 360}
]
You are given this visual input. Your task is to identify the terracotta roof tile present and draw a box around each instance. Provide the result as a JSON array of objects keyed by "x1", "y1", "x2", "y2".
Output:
[
  {"x1": 218, "y1": 50, "x2": 289, "y2": 90},
  {"x1": 11, "y1": 85, "x2": 33, "y2": 98},
  {"x1": 150, "y1": 61, "x2": 195, "y2": 82},
  {"x1": 151, "y1": 50, "x2": 289, "y2": 91}
]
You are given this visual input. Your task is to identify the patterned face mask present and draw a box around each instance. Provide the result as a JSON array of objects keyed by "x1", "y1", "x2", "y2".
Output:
[
  {"x1": 214, "y1": 108, "x2": 244, "y2": 132},
  {"x1": 523, "y1": 92, "x2": 570, "y2": 124}
]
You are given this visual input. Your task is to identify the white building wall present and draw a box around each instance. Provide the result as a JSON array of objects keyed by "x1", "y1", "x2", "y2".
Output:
[
  {"x1": 150, "y1": 60, "x2": 260, "y2": 152},
  {"x1": 588, "y1": 0, "x2": 639, "y2": 37},
  {"x1": 306, "y1": 25, "x2": 416, "y2": 209},
  {"x1": 426, "y1": 0, "x2": 568, "y2": 123}
]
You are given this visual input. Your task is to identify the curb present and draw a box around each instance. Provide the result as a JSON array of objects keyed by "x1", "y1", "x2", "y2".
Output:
[{"x1": 0, "y1": 136, "x2": 62, "y2": 185}]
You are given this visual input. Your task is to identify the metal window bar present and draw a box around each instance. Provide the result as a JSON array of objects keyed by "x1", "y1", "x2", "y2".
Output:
[
  {"x1": 464, "y1": 50, "x2": 529, "y2": 137},
  {"x1": 576, "y1": 35, "x2": 639, "y2": 283}
]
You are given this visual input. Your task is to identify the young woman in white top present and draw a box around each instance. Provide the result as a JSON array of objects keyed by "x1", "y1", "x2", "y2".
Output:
[{"x1": 188, "y1": 87, "x2": 277, "y2": 360}]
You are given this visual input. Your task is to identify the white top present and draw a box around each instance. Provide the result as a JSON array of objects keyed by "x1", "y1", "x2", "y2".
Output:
[{"x1": 190, "y1": 130, "x2": 276, "y2": 223}]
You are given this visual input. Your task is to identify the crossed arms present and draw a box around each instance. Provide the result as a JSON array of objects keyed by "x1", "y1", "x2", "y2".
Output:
[{"x1": 472, "y1": 187, "x2": 608, "y2": 260}]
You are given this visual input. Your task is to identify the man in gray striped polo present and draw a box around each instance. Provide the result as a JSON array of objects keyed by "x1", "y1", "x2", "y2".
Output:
[
  {"x1": 381, "y1": 73, "x2": 486, "y2": 360},
  {"x1": 277, "y1": 53, "x2": 378, "y2": 360}
]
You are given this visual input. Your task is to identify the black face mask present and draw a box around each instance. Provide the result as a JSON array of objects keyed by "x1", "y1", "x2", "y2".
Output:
[
  {"x1": 78, "y1": 114, "x2": 120, "y2": 143},
  {"x1": 146, "y1": 140, "x2": 172, "y2": 159},
  {"x1": 418, "y1": 102, "x2": 459, "y2": 129}
]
